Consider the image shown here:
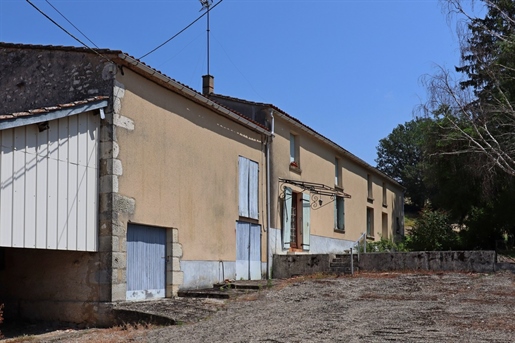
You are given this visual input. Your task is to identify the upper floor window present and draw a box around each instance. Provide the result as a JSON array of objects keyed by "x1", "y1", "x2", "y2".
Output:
[
  {"x1": 367, "y1": 174, "x2": 373, "y2": 201},
  {"x1": 382, "y1": 182, "x2": 387, "y2": 207},
  {"x1": 289, "y1": 133, "x2": 300, "y2": 171},
  {"x1": 335, "y1": 157, "x2": 342, "y2": 188},
  {"x1": 290, "y1": 134, "x2": 296, "y2": 163}
]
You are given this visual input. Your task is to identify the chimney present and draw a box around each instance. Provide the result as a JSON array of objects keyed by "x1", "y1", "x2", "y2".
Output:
[{"x1": 202, "y1": 74, "x2": 214, "y2": 96}]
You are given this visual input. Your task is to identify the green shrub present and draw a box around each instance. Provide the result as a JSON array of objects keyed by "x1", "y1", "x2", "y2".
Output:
[
  {"x1": 365, "y1": 236, "x2": 409, "y2": 253},
  {"x1": 406, "y1": 208, "x2": 458, "y2": 251}
]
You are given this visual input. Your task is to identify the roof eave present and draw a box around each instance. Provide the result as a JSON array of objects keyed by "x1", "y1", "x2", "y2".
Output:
[{"x1": 115, "y1": 54, "x2": 271, "y2": 137}]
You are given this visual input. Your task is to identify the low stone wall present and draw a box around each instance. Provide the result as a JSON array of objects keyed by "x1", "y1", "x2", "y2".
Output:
[
  {"x1": 273, "y1": 254, "x2": 334, "y2": 279},
  {"x1": 359, "y1": 251, "x2": 496, "y2": 273},
  {"x1": 273, "y1": 251, "x2": 497, "y2": 278}
]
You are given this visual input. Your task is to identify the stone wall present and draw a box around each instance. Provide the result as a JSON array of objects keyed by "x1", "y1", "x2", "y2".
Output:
[
  {"x1": 272, "y1": 251, "x2": 497, "y2": 278},
  {"x1": 272, "y1": 254, "x2": 334, "y2": 279},
  {"x1": 0, "y1": 44, "x2": 116, "y2": 114},
  {"x1": 358, "y1": 251, "x2": 496, "y2": 273}
]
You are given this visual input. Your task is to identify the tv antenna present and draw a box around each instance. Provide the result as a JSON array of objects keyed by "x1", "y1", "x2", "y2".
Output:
[{"x1": 200, "y1": 0, "x2": 213, "y2": 76}]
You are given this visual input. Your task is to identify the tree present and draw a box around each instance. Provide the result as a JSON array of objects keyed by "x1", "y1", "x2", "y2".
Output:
[
  {"x1": 375, "y1": 118, "x2": 431, "y2": 208},
  {"x1": 423, "y1": 0, "x2": 515, "y2": 177}
]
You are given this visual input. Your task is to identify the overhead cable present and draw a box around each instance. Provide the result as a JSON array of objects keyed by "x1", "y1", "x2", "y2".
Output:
[
  {"x1": 25, "y1": 0, "x2": 113, "y2": 63},
  {"x1": 45, "y1": 0, "x2": 99, "y2": 48},
  {"x1": 138, "y1": 0, "x2": 223, "y2": 60}
]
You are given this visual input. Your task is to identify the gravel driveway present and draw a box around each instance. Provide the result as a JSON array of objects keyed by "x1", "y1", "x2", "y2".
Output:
[{"x1": 7, "y1": 271, "x2": 515, "y2": 342}]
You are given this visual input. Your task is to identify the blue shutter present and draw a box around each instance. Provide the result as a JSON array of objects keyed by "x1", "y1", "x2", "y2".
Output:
[
  {"x1": 249, "y1": 160, "x2": 259, "y2": 219},
  {"x1": 302, "y1": 192, "x2": 310, "y2": 250},
  {"x1": 282, "y1": 187, "x2": 292, "y2": 249},
  {"x1": 249, "y1": 224, "x2": 261, "y2": 280},
  {"x1": 238, "y1": 156, "x2": 249, "y2": 217}
]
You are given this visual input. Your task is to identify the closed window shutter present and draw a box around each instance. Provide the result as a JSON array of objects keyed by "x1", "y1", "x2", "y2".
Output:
[
  {"x1": 302, "y1": 192, "x2": 310, "y2": 250},
  {"x1": 238, "y1": 156, "x2": 250, "y2": 217},
  {"x1": 282, "y1": 187, "x2": 292, "y2": 249},
  {"x1": 337, "y1": 197, "x2": 345, "y2": 230},
  {"x1": 248, "y1": 160, "x2": 259, "y2": 219}
]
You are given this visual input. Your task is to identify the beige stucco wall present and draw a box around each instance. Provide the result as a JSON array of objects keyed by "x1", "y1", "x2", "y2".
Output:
[
  {"x1": 115, "y1": 69, "x2": 267, "y2": 263},
  {"x1": 271, "y1": 116, "x2": 403, "y2": 246}
]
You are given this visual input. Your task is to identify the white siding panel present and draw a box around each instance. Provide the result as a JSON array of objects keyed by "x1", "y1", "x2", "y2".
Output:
[
  {"x1": 24, "y1": 125, "x2": 38, "y2": 248},
  {"x1": 0, "y1": 112, "x2": 99, "y2": 251},
  {"x1": 12, "y1": 127, "x2": 26, "y2": 248},
  {"x1": 0, "y1": 129, "x2": 14, "y2": 245},
  {"x1": 46, "y1": 125, "x2": 59, "y2": 249},
  {"x1": 86, "y1": 164, "x2": 97, "y2": 250},
  {"x1": 67, "y1": 163, "x2": 78, "y2": 250}
]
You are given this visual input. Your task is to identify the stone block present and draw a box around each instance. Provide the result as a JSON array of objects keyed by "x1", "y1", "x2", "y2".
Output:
[
  {"x1": 171, "y1": 228, "x2": 179, "y2": 242},
  {"x1": 114, "y1": 114, "x2": 134, "y2": 131},
  {"x1": 170, "y1": 271, "x2": 184, "y2": 286},
  {"x1": 112, "y1": 283, "x2": 126, "y2": 302},
  {"x1": 166, "y1": 284, "x2": 180, "y2": 297},
  {"x1": 100, "y1": 175, "x2": 119, "y2": 193},
  {"x1": 112, "y1": 222, "x2": 127, "y2": 237},
  {"x1": 107, "y1": 159, "x2": 123, "y2": 176},
  {"x1": 172, "y1": 243, "x2": 183, "y2": 258},
  {"x1": 112, "y1": 252, "x2": 126, "y2": 269},
  {"x1": 99, "y1": 141, "x2": 119, "y2": 159},
  {"x1": 113, "y1": 193, "x2": 135, "y2": 215}
]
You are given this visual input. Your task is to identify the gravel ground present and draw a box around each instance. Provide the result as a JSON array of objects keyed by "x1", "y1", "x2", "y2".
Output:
[{"x1": 5, "y1": 271, "x2": 515, "y2": 342}]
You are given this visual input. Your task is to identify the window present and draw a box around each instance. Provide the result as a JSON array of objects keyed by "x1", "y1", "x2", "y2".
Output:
[
  {"x1": 367, "y1": 174, "x2": 373, "y2": 201},
  {"x1": 289, "y1": 133, "x2": 300, "y2": 170},
  {"x1": 334, "y1": 196, "x2": 345, "y2": 231},
  {"x1": 282, "y1": 187, "x2": 311, "y2": 251},
  {"x1": 335, "y1": 158, "x2": 342, "y2": 187},
  {"x1": 382, "y1": 213, "x2": 388, "y2": 239},
  {"x1": 290, "y1": 134, "x2": 296, "y2": 163},
  {"x1": 366, "y1": 207, "x2": 374, "y2": 237},
  {"x1": 238, "y1": 156, "x2": 259, "y2": 219},
  {"x1": 382, "y1": 182, "x2": 387, "y2": 207}
]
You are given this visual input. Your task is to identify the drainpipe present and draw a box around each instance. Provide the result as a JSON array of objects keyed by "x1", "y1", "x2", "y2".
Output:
[{"x1": 266, "y1": 109, "x2": 275, "y2": 279}]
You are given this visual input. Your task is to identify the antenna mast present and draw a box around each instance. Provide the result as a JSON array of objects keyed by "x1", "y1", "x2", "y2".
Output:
[{"x1": 200, "y1": 0, "x2": 212, "y2": 75}]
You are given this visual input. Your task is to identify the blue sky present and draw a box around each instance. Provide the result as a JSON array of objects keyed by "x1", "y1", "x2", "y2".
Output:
[{"x1": 0, "y1": 0, "x2": 476, "y2": 165}]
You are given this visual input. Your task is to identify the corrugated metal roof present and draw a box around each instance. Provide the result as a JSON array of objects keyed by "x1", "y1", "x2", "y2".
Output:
[{"x1": 0, "y1": 96, "x2": 109, "y2": 119}]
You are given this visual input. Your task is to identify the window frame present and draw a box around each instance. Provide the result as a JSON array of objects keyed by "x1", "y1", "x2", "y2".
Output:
[
  {"x1": 335, "y1": 157, "x2": 342, "y2": 188},
  {"x1": 334, "y1": 196, "x2": 345, "y2": 232},
  {"x1": 238, "y1": 156, "x2": 259, "y2": 220},
  {"x1": 366, "y1": 207, "x2": 374, "y2": 239},
  {"x1": 289, "y1": 133, "x2": 301, "y2": 172},
  {"x1": 382, "y1": 182, "x2": 387, "y2": 207},
  {"x1": 367, "y1": 174, "x2": 373, "y2": 202}
]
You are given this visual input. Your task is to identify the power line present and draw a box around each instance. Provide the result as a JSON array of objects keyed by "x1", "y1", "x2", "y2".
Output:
[
  {"x1": 25, "y1": 0, "x2": 113, "y2": 63},
  {"x1": 138, "y1": 0, "x2": 223, "y2": 60},
  {"x1": 45, "y1": 0, "x2": 98, "y2": 49}
]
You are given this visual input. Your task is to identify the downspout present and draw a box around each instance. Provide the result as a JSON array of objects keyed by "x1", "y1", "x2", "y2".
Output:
[{"x1": 266, "y1": 109, "x2": 275, "y2": 279}]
